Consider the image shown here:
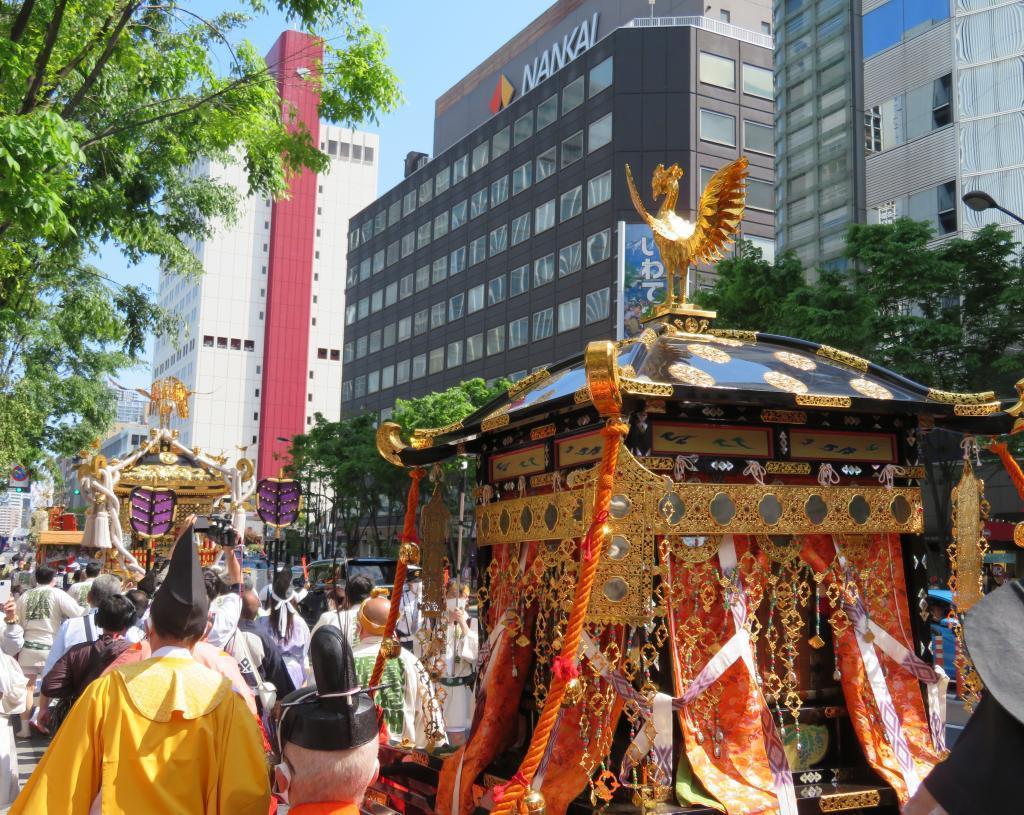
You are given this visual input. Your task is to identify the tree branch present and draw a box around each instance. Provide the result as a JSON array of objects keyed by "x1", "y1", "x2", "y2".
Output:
[
  {"x1": 8, "y1": 0, "x2": 36, "y2": 42},
  {"x1": 44, "y1": 10, "x2": 119, "y2": 96},
  {"x1": 19, "y1": 0, "x2": 70, "y2": 114},
  {"x1": 61, "y1": 0, "x2": 140, "y2": 118}
]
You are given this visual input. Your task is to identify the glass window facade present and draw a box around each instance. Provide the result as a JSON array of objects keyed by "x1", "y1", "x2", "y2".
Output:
[
  {"x1": 700, "y1": 109, "x2": 736, "y2": 146},
  {"x1": 699, "y1": 52, "x2": 735, "y2": 89},
  {"x1": 863, "y1": 0, "x2": 950, "y2": 60}
]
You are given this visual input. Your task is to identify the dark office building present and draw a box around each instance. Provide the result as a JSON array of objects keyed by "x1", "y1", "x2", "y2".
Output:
[{"x1": 342, "y1": 2, "x2": 775, "y2": 418}]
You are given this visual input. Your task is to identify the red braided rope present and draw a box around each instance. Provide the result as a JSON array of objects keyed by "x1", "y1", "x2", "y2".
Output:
[
  {"x1": 369, "y1": 467, "x2": 425, "y2": 689},
  {"x1": 490, "y1": 419, "x2": 628, "y2": 815}
]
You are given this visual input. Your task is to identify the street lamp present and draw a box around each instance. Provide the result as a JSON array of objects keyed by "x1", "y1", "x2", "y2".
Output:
[{"x1": 962, "y1": 190, "x2": 1024, "y2": 227}]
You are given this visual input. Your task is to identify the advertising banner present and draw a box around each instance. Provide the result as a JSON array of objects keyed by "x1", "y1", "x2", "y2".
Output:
[{"x1": 617, "y1": 222, "x2": 667, "y2": 338}]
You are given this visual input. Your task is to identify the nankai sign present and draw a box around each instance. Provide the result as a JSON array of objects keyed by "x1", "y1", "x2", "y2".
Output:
[{"x1": 521, "y1": 13, "x2": 600, "y2": 94}]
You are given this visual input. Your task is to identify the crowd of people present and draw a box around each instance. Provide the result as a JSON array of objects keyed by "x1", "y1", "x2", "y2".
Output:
[{"x1": 0, "y1": 519, "x2": 478, "y2": 813}]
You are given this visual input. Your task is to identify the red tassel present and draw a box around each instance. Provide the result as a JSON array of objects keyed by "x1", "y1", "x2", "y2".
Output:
[
  {"x1": 492, "y1": 771, "x2": 529, "y2": 803},
  {"x1": 551, "y1": 654, "x2": 579, "y2": 681}
]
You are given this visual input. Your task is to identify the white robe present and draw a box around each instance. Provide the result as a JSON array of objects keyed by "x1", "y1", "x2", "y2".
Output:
[
  {"x1": 0, "y1": 648, "x2": 27, "y2": 806},
  {"x1": 441, "y1": 620, "x2": 479, "y2": 733}
]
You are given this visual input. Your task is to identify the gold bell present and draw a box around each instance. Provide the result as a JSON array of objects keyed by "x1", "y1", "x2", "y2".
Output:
[
  {"x1": 523, "y1": 789, "x2": 546, "y2": 815},
  {"x1": 561, "y1": 677, "x2": 585, "y2": 708},
  {"x1": 379, "y1": 637, "x2": 402, "y2": 659},
  {"x1": 399, "y1": 541, "x2": 421, "y2": 565}
]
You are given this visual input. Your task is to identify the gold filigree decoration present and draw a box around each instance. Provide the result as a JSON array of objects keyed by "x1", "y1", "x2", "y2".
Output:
[
  {"x1": 481, "y1": 413, "x2": 511, "y2": 432},
  {"x1": 376, "y1": 421, "x2": 407, "y2": 466},
  {"x1": 574, "y1": 387, "x2": 591, "y2": 404},
  {"x1": 795, "y1": 394, "x2": 853, "y2": 408},
  {"x1": 905, "y1": 466, "x2": 925, "y2": 479},
  {"x1": 638, "y1": 457, "x2": 674, "y2": 470},
  {"x1": 687, "y1": 343, "x2": 731, "y2": 364},
  {"x1": 765, "y1": 461, "x2": 812, "y2": 475},
  {"x1": 530, "y1": 424, "x2": 556, "y2": 440},
  {"x1": 816, "y1": 345, "x2": 870, "y2": 372},
  {"x1": 411, "y1": 420, "x2": 465, "y2": 449},
  {"x1": 637, "y1": 328, "x2": 658, "y2": 348},
  {"x1": 419, "y1": 486, "x2": 451, "y2": 620},
  {"x1": 927, "y1": 388, "x2": 996, "y2": 405},
  {"x1": 585, "y1": 341, "x2": 622, "y2": 417},
  {"x1": 950, "y1": 459, "x2": 988, "y2": 612},
  {"x1": 621, "y1": 378, "x2": 676, "y2": 396},
  {"x1": 476, "y1": 484, "x2": 922, "y2": 546},
  {"x1": 818, "y1": 790, "x2": 881, "y2": 812},
  {"x1": 530, "y1": 473, "x2": 554, "y2": 488},
  {"x1": 709, "y1": 328, "x2": 756, "y2": 343},
  {"x1": 760, "y1": 410, "x2": 808, "y2": 424},
  {"x1": 953, "y1": 402, "x2": 1001, "y2": 416},
  {"x1": 763, "y1": 371, "x2": 808, "y2": 394},
  {"x1": 850, "y1": 378, "x2": 893, "y2": 400},
  {"x1": 667, "y1": 364, "x2": 715, "y2": 388},
  {"x1": 773, "y1": 351, "x2": 817, "y2": 371},
  {"x1": 619, "y1": 364, "x2": 637, "y2": 378},
  {"x1": 507, "y1": 368, "x2": 550, "y2": 399}
]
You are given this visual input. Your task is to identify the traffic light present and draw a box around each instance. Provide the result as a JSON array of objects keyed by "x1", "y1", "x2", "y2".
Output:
[
  {"x1": 11, "y1": 486, "x2": 24, "y2": 494},
  {"x1": 73, "y1": 488, "x2": 81, "y2": 495}
]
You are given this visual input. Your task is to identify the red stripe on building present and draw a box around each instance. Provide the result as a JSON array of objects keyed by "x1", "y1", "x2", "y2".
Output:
[{"x1": 259, "y1": 30, "x2": 322, "y2": 478}]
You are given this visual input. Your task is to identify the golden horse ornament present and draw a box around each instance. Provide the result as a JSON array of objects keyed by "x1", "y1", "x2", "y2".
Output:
[{"x1": 625, "y1": 156, "x2": 748, "y2": 312}]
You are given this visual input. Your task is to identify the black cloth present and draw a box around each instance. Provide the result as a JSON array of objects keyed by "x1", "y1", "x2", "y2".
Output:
[
  {"x1": 41, "y1": 635, "x2": 132, "y2": 699},
  {"x1": 237, "y1": 619, "x2": 295, "y2": 695},
  {"x1": 924, "y1": 694, "x2": 1024, "y2": 814}
]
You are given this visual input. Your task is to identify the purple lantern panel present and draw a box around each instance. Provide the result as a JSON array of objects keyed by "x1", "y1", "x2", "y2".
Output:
[
  {"x1": 129, "y1": 486, "x2": 177, "y2": 539},
  {"x1": 257, "y1": 478, "x2": 301, "y2": 527}
]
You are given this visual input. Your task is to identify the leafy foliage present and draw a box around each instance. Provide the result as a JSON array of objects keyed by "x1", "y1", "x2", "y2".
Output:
[{"x1": 0, "y1": 0, "x2": 401, "y2": 473}]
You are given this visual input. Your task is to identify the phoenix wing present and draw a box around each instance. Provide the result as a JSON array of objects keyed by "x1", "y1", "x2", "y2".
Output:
[
  {"x1": 625, "y1": 164, "x2": 687, "y2": 242},
  {"x1": 686, "y1": 156, "x2": 749, "y2": 263}
]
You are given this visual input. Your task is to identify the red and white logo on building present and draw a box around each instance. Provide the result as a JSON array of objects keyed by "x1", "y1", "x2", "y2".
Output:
[{"x1": 489, "y1": 74, "x2": 515, "y2": 114}]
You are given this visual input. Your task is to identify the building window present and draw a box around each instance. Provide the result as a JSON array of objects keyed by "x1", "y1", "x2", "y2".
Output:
[
  {"x1": 432, "y1": 256, "x2": 447, "y2": 284},
  {"x1": 414, "y1": 309, "x2": 428, "y2": 336},
  {"x1": 367, "y1": 370, "x2": 379, "y2": 394},
  {"x1": 417, "y1": 221, "x2": 431, "y2": 249},
  {"x1": 345, "y1": 305, "x2": 357, "y2": 325},
  {"x1": 511, "y1": 212, "x2": 531, "y2": 245},
  {"x1": 510, "y1": 264, "x2": 530, "y2": 297},
  {"x1": 385, "y1": 281, "x2": 398, "y2": 306},
  {"x1": 699, "y1": 109, "x2": 736, "y2": 146},
  {"x1": 471, "y1": 141, "x2": 489, "y2": 173},
  {"x1": 383, "y1": 323, "x2": 396, "y2": 348},
  {"x1": 508, "y1": 316, "x2": 529, "y2": 349},
  {"x1": 742, "y1": 64, "x2": 773, "y2": 99},
  {"x1": 447, "y1": 340, "x2": 463, "y2": 368},
  {"x1": 492, "y1": 126, "x2": 510, "y2": 159},
  {"x1": 486, "y1": 326, "x2": 505, "y2": 355},
  {"x1": 699, "y1": 52, "x2": 735, "y2": 90},
  {"x1": 356, "y1": 336, "x2": 367, "y2": 358},
  {"x1": 381, "y1": 365, "x2": 394, "y2": 390},
  {"x1": 535, "y1": 199, "x2": 556, "y2": 233},
  {"x1": 490, "y1": 176, "x2": 509, "y2": 206},
  {"x1": 560, "y1": 185, "x2": 583, "y2": 221},
  {"x1": 559, "y1": 241, "x2": 582, "y2": 277},
  {"x1": 747, "y1": 179, "x2": 774, "y2": 211},
  {"x1": 396, "y1": 359, "x2": 410, "y2": 384},
  {"x1": 358, "y1": 296, "x2": 370, "y2": 319},
  {"x1": 720, "y1": 9, "x2": 731, "y2": 22},
  {"x1": 450, "y1": 245, "x2": 467, "y2": 275},
  {"x1": 468, "y1": 284, "x2": 485, "y2": 313},
  {"x1": 400, "y1": 273, "x2": 414, "y2": 299},
  {"x1": 588, "y1": 170, "x2": 612, "y2": 208},
  {"x1": 558, "y1": 298, "x2": 581, "y2": 332},
  {"x1": 589, "y1": 56, "x2": 613, "y2": 97},
  {"x1": 430, "y1": 302, "x2": 446, "y2": 329},
  {"x1": 412, "y1": 354, "x2": 426, "y2": 379},
  {"x1": 533, "y1": 307, "x2": 554, "y2": 340},
  {"x1": 418, "y1": 179, "x2": 432, "y2": 206},
  {"x1": 488, "y1": 274, "x2": 506, "y2": 305},
  {"x1": 387, "y1": 241, "x2": 399, "y2": 266},
  {"x1": 588, "y1": 113, "x2": 612, "y2": 152},
  {"x1": 512, "y1": 161, "x2": 532, "y2": 196},
  {"x1": 470, "y1": 235, "x2": 487, "y2": 265},
  {"x1": 353, "y1": 376, "x2": 366, "y2": 398},
  {"x1": 415, "y1": 265, "x2": 430, "y2": 291},
  {"x1": 244, "y1": 339, "x2": 255, "y2": 352},
  {"x1": 388, "y1": 200, "x2": 402, "y2": 226},
  {"x1": 369, "y1": 330, "x2": 382, "y2": 353},
  {"x1": 470, "y1": 188, "x2": 488, "y2": 219},
  {"x1": 435, "y1": 166, "x2": 450, "y2": 195},
  {"x1": 453, "y1": 154, "x2": 469, "y2": 184},
  {"x1": 537, "y1": 93, "x2": 558, "y2": 130},
  {"x1": 317, "y1": 347, "x2": 328, "y2": 359},
  {"x1": 449, "y1": 292, "x2": 465, "y2": 320},
  {"x1": 489, "y1": 224, "x2": 508, "y2": 255},
  {"x1": 203, "y1": 335, "x2": 214, "y2": 347},
  {"x1": 434, "y1": 211, "x2": 449, "y2": 239},
  {"x1": 744, "y1": 120, "x2": 774, "y2": 155},
  {"x1": 514, "y1": 111, "x2": 534, "y2": 145},
  {"x1": 537, "y1": 146, "x2": 556, "y2": 182},
  {"x1": 398, "y1": 316, "x2": 412, "y2": 342},
  {"x1": 372, "y1": 250, "x2": 385, "y2": 274},
  {"x1": 863, "y1": 0, "x2": 949, "y2": 60},
  {"x1": 586, "y1": 287, "x2": 611, "y2": 323},
  {"x1": 429, "y1": 347, "x2": 444, "y2": 374},
  {"x1": 451, "y1": 199, "x2": 468, "y2": 229},
  {"x1": 534, "y1": 254, "x2": 555, "y2": 287},
  {"x1": 561, "y1": 130, "x2": 583, "y2": 167},
  {"x1": 359, "y1": 258, "x2": 371, "y2": 281},
  {"x1": 466, "y1": 333, "x2": 483, "y2": 362},
  {"x1": 403, "y1": 189, "x2": 417, "y2": 217},
  {"x1": 401, "y1": 231, "x2": 415, "y2": 258},
  {"x1": 586, "y1": 228, "x2": 611, "y2": 265},
  {"x1": 562, "y1": 75, "x2": 584, "y2": 115}
]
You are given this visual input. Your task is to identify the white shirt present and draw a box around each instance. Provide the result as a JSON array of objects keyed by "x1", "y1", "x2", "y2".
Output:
[{"x1": 207, "y1": 593, "x2": 242, "y2": 649}]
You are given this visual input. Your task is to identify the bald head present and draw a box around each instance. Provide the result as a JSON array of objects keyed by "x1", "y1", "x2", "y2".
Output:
[
  {"x1": 241, "y1": 589, "x2": 261, "y2": 621},
  {"x1": 358, "y1": 597, "x2": 390, "y2": 639}
]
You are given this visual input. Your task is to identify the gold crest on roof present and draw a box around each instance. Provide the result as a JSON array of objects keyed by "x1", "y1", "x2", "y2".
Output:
[{"x1": 625, "y1": 156, "x2": 748, "y2": 326}]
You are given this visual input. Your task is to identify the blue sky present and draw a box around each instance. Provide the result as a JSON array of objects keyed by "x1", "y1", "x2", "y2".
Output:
[{"x1": 110, "y1": 0, "x2": 552, "y2": 386}]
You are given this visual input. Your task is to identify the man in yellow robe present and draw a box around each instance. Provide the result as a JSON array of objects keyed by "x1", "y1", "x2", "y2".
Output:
[{"x1": 11, "y1": 525, "x2": 270, "y2": 814}]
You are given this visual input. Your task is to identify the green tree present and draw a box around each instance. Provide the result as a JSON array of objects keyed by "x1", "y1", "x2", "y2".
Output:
[
  {"x1": 0, "y1": 1, "x2": 400, "y2": 473},
  {"x1": 391, "y1": 377, "x2": 511, "y2": 435}
]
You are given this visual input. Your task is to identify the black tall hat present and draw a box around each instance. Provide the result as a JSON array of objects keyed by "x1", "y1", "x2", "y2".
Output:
[
  {"x1": 149, "y1": 526, "x2": 209, "y2": 639},
  {"x1": 278, "y1": 626, "x2": 379, "y2": 751}
]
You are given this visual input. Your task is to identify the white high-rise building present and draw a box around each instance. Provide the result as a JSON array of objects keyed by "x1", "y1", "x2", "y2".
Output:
[{"x1": 150, "y1": 31, "x2": 379, "y2": 476}]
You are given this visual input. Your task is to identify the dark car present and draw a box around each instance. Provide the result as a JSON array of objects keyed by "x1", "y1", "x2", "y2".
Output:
[{"x1": 296, "y1": 557, "x2": 398, "y2": 625}]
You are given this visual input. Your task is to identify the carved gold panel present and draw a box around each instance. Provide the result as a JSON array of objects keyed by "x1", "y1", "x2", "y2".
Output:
[
  {"x1": 419, "y1": 487, "x2": 450, "y2": 620},
  {"x1": 818, "y1": 789, "x2": 881, "y2": 811}
]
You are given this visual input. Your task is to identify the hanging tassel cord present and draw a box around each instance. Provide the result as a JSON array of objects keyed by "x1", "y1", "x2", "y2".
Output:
[
  {"x1": 988, "y1": 441, "x2": 1024, "y2": 501},
  {"x1": 369, "y1": 467, "x2": 426, "y2": 690},
  {"x1": 490, "y1": 419, "x2": 628, "y2": 815}
]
